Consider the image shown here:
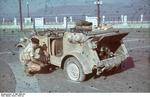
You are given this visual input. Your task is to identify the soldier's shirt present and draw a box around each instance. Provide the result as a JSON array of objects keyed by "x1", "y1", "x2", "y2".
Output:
[
  {"x1": 21, "y1": 43, "x2": 40, "y2": 64},
  {"x1": 22, "y1": 43, "x2": 47, "y2": 64}
]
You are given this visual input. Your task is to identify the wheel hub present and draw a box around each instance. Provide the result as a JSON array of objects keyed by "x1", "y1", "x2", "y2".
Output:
[{"x1": 66, "y1": 63, "x2": 80, "y2": 81}]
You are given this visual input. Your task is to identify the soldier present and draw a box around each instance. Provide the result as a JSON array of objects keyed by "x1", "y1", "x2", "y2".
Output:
[{"x1": 23, "y1": 37, "x2": 49, "y2": 76}]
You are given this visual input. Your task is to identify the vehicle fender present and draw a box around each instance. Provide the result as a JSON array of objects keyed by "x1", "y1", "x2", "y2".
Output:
[
  {"x1": 16, "y1": 42, "x2": 26, "y2": 48},
  {"x1": 62, "y1": 52, "x2": 93, "y2": 74}
]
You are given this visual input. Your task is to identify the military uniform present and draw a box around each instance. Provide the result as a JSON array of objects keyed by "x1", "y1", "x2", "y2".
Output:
[{"x1": 20, "y1": 43, "x2": 48, "y2": 75}]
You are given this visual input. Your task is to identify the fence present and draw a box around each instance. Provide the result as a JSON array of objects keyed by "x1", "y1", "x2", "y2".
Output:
[{"x1": 0, "y1": 14, "x2": 150, "y2": 29}]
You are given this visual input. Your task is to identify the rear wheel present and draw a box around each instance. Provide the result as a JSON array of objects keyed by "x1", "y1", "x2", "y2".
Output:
[{"x1": 64, "y1": 57, "x2": 86, "y2": 82}]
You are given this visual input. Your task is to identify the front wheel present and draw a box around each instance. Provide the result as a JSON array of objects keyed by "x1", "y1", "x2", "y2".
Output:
[{"x1": 64, "y1": 57, "x2": 86, "y2": 82}]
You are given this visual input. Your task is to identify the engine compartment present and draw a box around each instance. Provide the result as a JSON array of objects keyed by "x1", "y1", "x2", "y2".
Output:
[{"x1": 94, "y1": 32, "x2": 128, "y2": 60}]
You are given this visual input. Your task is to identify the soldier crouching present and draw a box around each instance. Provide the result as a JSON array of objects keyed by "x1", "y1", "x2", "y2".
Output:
[{"x1": 23, "y1": 37, "x2": 49, "y2": 76}]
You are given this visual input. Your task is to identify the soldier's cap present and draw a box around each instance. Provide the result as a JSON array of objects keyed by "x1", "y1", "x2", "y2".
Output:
[{"x1": 31, "y1": 37, "x2": 39, "y2": 44}]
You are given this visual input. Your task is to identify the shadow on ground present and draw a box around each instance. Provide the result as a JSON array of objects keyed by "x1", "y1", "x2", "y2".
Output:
[
  {"x1": 37, "y1": 64, "x2": 58, "y2": 74},
  {"x1": 0, "y1": 59, "x2": 16, "y2": 92},
  {"x1": 37, "y1": 57, "x2": 135, "y2": 81},
  {"x1": 85, "y1": 57, "x2": 135, "y2": 81}
]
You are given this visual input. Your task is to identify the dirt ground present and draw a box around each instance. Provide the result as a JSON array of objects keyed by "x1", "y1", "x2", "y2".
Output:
[{"x1": 0, "y1": 28, "x2": 150, "y2": 92}]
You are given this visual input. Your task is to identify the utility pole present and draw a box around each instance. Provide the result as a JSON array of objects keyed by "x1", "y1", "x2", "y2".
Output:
[
  {"x1": 97, "y1": 0, "x2": 100, "y2": 27},
  {"x1": 27, "y1": 1, "x2": 30, "y2": 17},
  {"x1": 94, "y1": 0, "x2": 102, "y2": 27},
  {"x1": 19, "y1": 0, "x2": 23, "y2": 31},
  {"x1": 66, "y1": 17, "x2": 69, "y2": 31}
]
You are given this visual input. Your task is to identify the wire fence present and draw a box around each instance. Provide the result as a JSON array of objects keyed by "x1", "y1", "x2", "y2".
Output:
[{"x1": 0, "y1": 14, "x2": 150, "y2": 25}]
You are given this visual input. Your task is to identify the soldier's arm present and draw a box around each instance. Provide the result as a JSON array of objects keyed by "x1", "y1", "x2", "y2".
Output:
[
  {"x1": 30, "y1": 56, "x2": 45, "y2": 66},
  {"x1": 41, "y1": 44, "x2": 49, "y2": 57},
  {"x1": 30, "y1": 49, "x2": 45, "y2": 66},
  {"x1": 43, "y1": 50, "x2": 49, "y2": 57}
]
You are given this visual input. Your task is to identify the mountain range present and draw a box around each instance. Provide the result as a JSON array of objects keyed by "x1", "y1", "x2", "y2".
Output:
[{"x1": 0, "y1": 0, "x2": 149, "y2": 21}]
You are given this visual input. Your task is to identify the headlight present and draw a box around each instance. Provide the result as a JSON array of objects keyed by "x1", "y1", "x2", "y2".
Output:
[{"x1": 20, "y1": 38, "x2": 24, "y2": 42}]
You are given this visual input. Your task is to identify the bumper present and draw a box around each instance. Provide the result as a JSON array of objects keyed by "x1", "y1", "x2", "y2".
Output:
[{"x1": 95, "y1": 54, "x2": 128, "y2": 75}]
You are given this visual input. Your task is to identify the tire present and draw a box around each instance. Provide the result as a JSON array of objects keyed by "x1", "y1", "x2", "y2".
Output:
[{"x1": 64, "y1": 57, "x2": 86, "y2": 82}]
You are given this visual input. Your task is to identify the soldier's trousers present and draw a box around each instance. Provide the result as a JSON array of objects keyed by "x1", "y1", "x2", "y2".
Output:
[{"x1": 26, "y1": 61, "x2": 42, "y2": 72}]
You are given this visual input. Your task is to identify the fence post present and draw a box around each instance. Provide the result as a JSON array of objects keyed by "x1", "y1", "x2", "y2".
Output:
[
  {"x1": 55, "y1": 16, "x2": 58, "y2": 23},
  {"x1": 102, "y1": 16, "x2": 105, "y2": 23},
  {"x1": 2, "y1": 18, "x2": 5, "y2": 24},
  {"x1": 121, "y1": 15, "x2": 124, "y2": 23},
  {"x1": 14, "y1": 17, "x2": 17, "y2": 25},
  {"x1": 64, "y1": 17, "x2": 69, "y2": 30},
  {"x1": 70, "y1": 16, "x2": 73, "y2": 22},
  {"x1": 63, "y1": 17, "x2": 66, "y2": 27},
  {"x1": 123, "y1": 15, "x2": 128, "y2": 25},
  {"x1": 140, "y1": 14, "x2": 143, "y2": 22}
]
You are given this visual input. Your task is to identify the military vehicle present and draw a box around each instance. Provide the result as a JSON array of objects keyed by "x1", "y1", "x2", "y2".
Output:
[{"x1": 17, "y1": 24, "x2": 129, "y2": 82}]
